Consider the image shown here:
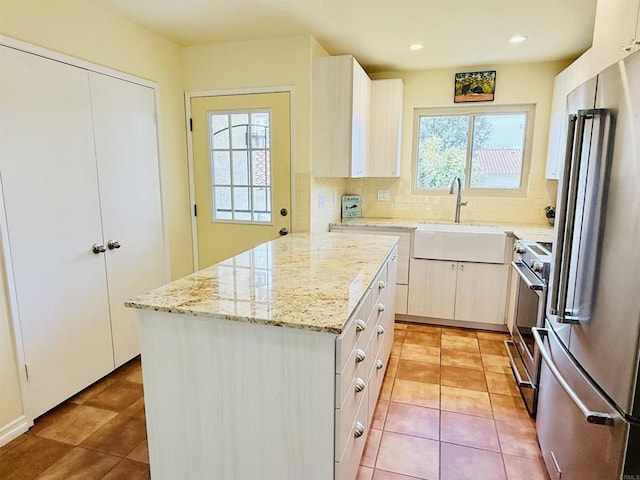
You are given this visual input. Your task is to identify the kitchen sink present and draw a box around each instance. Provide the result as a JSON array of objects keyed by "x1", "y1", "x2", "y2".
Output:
[{"x1": 413, "y1": 223, "x2": 506, "y2": 263}]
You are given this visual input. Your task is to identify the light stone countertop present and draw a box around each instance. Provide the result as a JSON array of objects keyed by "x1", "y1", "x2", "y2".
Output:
[
  {"x1": 331, "y1": 218, "x2": 555, "y2": 244},
  {"x1": 125, "y1": 233, "x2": 398, "y2": 334}
]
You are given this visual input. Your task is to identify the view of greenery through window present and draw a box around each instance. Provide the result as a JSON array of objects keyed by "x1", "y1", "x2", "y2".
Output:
[{"x1": 416, "y1": 110, "x2": 527, "y2": 190}]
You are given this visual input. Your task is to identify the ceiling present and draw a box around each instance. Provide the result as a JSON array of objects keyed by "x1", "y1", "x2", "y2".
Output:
[{"x1": 91, "y1": 0, "x2": 597, "y2": 72}]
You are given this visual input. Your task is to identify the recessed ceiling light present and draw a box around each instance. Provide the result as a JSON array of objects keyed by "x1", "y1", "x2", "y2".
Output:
[
  {"x1": 509, "y1": 35, "x2": 528, "y2": 44},
  {"x1": 409, "y1": 44, "x2": 424, "y2": 51}
]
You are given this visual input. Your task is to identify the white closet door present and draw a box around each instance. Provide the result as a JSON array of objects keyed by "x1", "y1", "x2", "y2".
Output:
[
  {"x1": 0, "y1": 47, "x2": 114, "y2": 418},
  {"x1": 89, "y1": 72, "x2": 166, "y2": 367}
]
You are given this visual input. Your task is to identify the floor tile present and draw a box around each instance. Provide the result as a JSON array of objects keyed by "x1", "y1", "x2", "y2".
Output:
[
  {"x1": 34, "y1": 404, "x2": 118, "y2": 445},
  {"x1": 361, "y1": 428, "x2": 382, "y2": 467},
  {"x1": 376, "y1": 431, "x2": 439, "y2": 479},
  {"x1": 440, "y1": 411, "x2": 500, "y2": 452},
  {"x1": 391, "y1": 379, "x2": 440, "y2": 409},
  {"x1": 440, "y1": 365, "x2": 487, "y2": 392},
  {"x1": 441, "y1": 335, "x2": 479, "y2": 353},
  {"x1": 357, "y1": 466, "x2": 374, "y2": 480},
  {"x1": 441, "y1": 327, "x2": 477, "y2": 338},
  {"x1": 440, "y1": 442, "x2": 507, "y2": 480},
  {"x1": 121, "y1": 398, "x2": 146, "y2": 420},
  {"x1": 386, "y1": 356, "x2": 399, "y2": 378},
  {"x1": 0, "y1": 435, "x2": 72, "y2": 480},
  {"x1": 394, "y1": 323, "x2": 408, "y2": 331},
  {"x1": 380, "y1": 375, "x2": 395, "y2": 401},
  {"x1": 405, "y1": 323, "x2": 442, "y2": 335},
  {"x1": 80, "y1": 415, "x2": 146, "y2": 457},
  {"x1": 399, "y1": 343, "x2": 440, "y2": 365},
  {"x1": 479, "y1": 339, "x2": 509, "y2": 356},
  {"x1": 485, "y1": 372, "x2": 520, "y2": 396},
  {"x1": 373, "y1": 470, "x2": 424, "y2": 480},
  {"x1": 495, "y1": 420, "x2": 540, "y2": 458},
  {"x1": 441, "y1": 349, "x2": 483, "y2": 370},
  {"x1": 126, "y1": 440, "x2": 149, "y2": 464},
  {"x1": 371, "y1": 399, "x2": 390, "y2": 430},
  {"x1": 0, "y1": 433, "x2": 29, "y2": 457},
  {"x1": 100, "y1": 459, "x2": 149, "y2": 480},
  {"x1": 68, "y1": 377, "x2": 115, "y2": 405},
  {"x1": 502, "y1": 454, "x2": 549, "y2": 480},
  {"x1": 441, "y1": 386, "x2": 493, "y2": 418},
  {"x1": 404, "y1": 330, "x2": 440, "y2": 347},
  {"x1": 84, "y1": 381, "x2": 144, "y2": 413},
  {"x1": 482, "y1": 353, "x2": 512, "y2": 374},
  {"x1": 391, "y1": 337, "x2": 404, "y2": 357},
  {"x1": 384, "y1": 402, "x2": 439, "y2": 440},
  {"x1": 396, "y1": 359, "x2": 440, "y2": 384},
  {"x1": 34, "y1": 447, "x2": 120, "y2": 480},
  {"x1": 476, "y1": 331, "x2": 510, "y2": 341},
  {"x1": 490, "y1": 393, "x2": 529, "y2": 423}
]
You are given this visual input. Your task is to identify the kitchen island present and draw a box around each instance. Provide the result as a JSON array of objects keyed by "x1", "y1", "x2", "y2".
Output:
[{"x1": 126, "y1": 233, "x2": 399, "y2": 480}]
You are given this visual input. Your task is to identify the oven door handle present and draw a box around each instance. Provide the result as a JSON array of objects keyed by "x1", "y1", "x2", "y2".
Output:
[{"x1": 511, "y1": 261, "x2": 546, "y2": 291}]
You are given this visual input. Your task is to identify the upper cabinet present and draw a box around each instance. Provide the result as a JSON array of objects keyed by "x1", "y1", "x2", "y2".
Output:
[
  {"x1": 313, "y1": 55, "x2": 371, "y2": 177},
  {"x1": 545, "y1": 50, "x2": 591, "y2": 179},
  {"x1": 368, "y1": 79, "x2": 403, "y2": 177},
  {"x1": 591, "y1": 0, "x2": 640, "y2": 74},
  {"x1": 313, "y1": 56, "x2": 403, "y2": 178}
]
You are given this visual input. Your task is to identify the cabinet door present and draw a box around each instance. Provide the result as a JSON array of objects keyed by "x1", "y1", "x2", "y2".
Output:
[
  {"x1": 454, "y1": 263, "x2": 508, "y2": 325},
  {"x1": 89, "y1": 72, "x2": 167, "y2": 367},
  {"x1": 0, "y1": 47, "x2": 114, "y2": 418},
  {"x1": 369, "y1": 79, "x2": 402, "y2": 177},
  {"x1": 591, "y1": 0, "x2": 640, "y2": 73},
  {"x1": 407, "y1": 259, "x2": 456, "y2": 319},
  {"x1": 350, "y1": 60, "x2": 370, "y2": 177}
]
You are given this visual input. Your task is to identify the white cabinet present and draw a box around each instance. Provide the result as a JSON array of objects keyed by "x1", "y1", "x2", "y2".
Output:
[
  {"x1": 368, "y1": 79, "x2": 403, "y2": 177},
  {"x1": 313, "y1": 55, "x2": 371, "y2": 178},
  {"x1": 591, "y1": 0, "x2": 640, "y2": 74},
  {"x1": 408, "y1": 259, "x2": 508, "y2": 325},
  {"x1": 545, "y1": 50, "x2": 592, "y2": 179},
  {"x1": 0, "y1": 46, "x2": 166, "y2": 419}
]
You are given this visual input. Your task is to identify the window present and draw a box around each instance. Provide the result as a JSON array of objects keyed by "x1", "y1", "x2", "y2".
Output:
[
  {"x1": 209, "y1": 110, "x2": 272, "y2": 222},
  {"x1": 414, "y1": 105, "x2": 534, "y2": 192}
]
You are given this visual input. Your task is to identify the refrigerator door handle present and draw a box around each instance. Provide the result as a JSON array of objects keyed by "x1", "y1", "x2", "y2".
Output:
[{"x1": 532, "y1": 327, "x2": 614, "y2": 426}]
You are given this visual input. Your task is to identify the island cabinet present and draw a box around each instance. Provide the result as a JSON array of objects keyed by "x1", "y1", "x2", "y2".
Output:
[{"x1": 127, "y1": 234, "x2": 398, "y2": 480}]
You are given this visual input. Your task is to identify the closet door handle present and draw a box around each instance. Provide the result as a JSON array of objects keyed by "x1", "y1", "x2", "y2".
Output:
[
  {"x1": 107, "y1": 240, "x2": 121, "y2": 250},
  {"x1": 92, "y1": 243, "x2": 106, "y2": 254}
]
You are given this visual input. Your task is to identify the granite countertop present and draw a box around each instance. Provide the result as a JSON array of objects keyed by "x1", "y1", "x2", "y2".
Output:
[
  {"x1": 126, "y1": 233, "x2": 398, "y2": 334},
  {"x1": 331, "y1": 218, "x2": 554, "y2": 244}
]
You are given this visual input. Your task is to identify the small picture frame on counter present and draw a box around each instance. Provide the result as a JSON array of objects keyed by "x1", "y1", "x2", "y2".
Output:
[{"x1": 341, "y1": 195, "x2": 361, "y2": 218}]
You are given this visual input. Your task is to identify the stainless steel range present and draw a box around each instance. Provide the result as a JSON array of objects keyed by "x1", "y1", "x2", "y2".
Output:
[{"x1": 505, "y1": 239, "x2": 552, "y2": 415}]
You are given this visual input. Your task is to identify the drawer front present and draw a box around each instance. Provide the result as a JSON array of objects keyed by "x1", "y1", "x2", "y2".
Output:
[
  {"x1": 336, "y1": 288, "x2": 372, "y2": 374},
  {"x1": 335, "y1": 372, "x2": 368, "y2": 457},
  {"x1": 367, "y1": 341, "x2": 387, "y2": 424},
  {"x1": 336, "y1": 336, "x2": 371, "y2": 405},
  {"x1": 335, "y1": 396, "x2": 369, "y2": 480}
]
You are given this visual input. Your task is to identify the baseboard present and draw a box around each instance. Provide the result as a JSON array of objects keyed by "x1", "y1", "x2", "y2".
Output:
[
  {"x1": 395, "y1": 314, "x2": 509, "y2": 332},
  {"x1": 0, "y1": 415, "x2": 29, "y2": 447}
]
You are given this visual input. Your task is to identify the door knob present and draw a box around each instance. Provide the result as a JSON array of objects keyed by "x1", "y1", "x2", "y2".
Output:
[
  {"x1": 107, "y1": 240, "x2": 121, "y2": 250},
  {"x1": 279, "y1": 228, "x2": 288, "y2": 236},
  {"x1": 280, "y1": 208, "x2": 288, "y2": 217},
  {"x1": 92, "y1": 243, "x2": 106, "y2": 254}
]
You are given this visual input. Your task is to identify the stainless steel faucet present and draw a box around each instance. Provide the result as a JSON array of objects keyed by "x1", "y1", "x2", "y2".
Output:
[{"x1": 449, "y1": 177, "x2": 468, "y2": 223}]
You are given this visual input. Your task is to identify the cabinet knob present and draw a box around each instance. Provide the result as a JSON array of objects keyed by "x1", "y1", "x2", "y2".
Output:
[
  {"x1": 355, "y1": 319, "x2": 367, "y2": 332},
  {"x1": 377, "y1": 325, "x2": 385, "y2": 335},
  {"x1": 107, "y1": 240, "x2": 121, "y2": 250},
  {"x1": 376, "y1": 359, "x2": 384, "y2": 370},
  {"x1": 355, "y1": 377, "x2": 366, "y2": 393},
  {"x1": 459, "y1": 264, "x2": 465, "y2": 271},
  {"x1": 377, "y1": 280, "x2": 387, "y2": 289},
  {"x1": 92, "y1": 243, "x2": 106, "y2": 254},
  {"x1": 353, "y1": 422, "x2": 365, "y2": 438},
  {"x1": 355, "y1": 349, "x2": 366, "y2": 363},
  {"x1": 377, "y1": 303, "x2": 386, "y2": 312},
  {"x1": 451, "y1": 263, "x2": 456, "y2": 270}
]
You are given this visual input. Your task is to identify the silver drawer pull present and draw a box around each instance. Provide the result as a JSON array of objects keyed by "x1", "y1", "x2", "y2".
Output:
[
  {"x1": 355, "y1": 319, "x2": 367, "y2": 332},
  {"x1": 354, "y1": 377, "x2": 366, "y2": 393},
  {"x1": 376, "y1": 359, "x2": 384, "y2": 370},
  {"x1": 377, "y1": 325, "x2": 385, "y2": 335},
  {"x1": 353, "y1": 422, "x2": 365, "y2": 438},
  {"x1": 377, "y1": 280, "x2": 387, "y2": 289},
  {"x1": 355, "y1": 349, "x2": 366, "y2": 363},
  {"x1": 377, "y1": 303, "x2": 385, "y2": 312}
]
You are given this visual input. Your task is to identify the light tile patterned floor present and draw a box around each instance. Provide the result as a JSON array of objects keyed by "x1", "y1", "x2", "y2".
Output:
[
  {"x1": 357, "y1": 322, "x2": 550, "y2": 480},
  {"x1": 0, "y1": 322, "x2": 550, "y2": 480}
]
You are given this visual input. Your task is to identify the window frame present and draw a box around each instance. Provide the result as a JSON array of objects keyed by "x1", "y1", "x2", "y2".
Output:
[{"x1": 411, "y1": 103, "x2": 535, "y2": 196}]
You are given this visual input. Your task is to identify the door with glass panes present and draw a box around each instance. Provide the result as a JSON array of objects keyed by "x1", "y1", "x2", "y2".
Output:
[{"x1": 191, "y1": 92, "x2": 291, "y2": 268}]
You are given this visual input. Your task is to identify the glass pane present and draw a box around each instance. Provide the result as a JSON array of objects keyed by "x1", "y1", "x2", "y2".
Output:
[
  {"x1": 212, "y1": 151, "x2": 231, "y2": 185},
  {"x1": 231, "y1": 114, "x2": 249, "y2": 149},
  {"x1": 233, "y1": 186, "x2": 250, "y2": 213},
  {"x1": 232, "y1": 151, "x2": 249, "y2": 185},
  {"x1": 252, "y1": 150, "x2": 269, "y2": 186},
  {"x1": 211, "y1": 114, "x2": 230, "y2": 149},
  {"x1": 470, "y1": 113, "x2": 525, "y2": 189},
  {"x1": 252, "y1": 187, "x2": 268, "y2": 214},
  {"x1": 416, "y1": 115, "x2": 467, "y2": 189},
  {"x1": 213, "y1": 187, "x2": 231, "y2": 220},
  {"x1": 250, "y1": 112, "x2": 270, "y2": 148}
]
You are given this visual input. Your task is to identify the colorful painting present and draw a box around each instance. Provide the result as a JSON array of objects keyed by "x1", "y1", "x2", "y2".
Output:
[{"x1": 454, "y1": 71, "x2": 496, "y2": 103}]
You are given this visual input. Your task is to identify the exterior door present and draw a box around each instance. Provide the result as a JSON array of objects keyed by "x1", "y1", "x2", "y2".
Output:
[
  {"x1": 191, "y1": 93, "x2": 291, "y2": 268},
  {"x1": 0, "y1": 46, "x2": 114, "y2": 418}
]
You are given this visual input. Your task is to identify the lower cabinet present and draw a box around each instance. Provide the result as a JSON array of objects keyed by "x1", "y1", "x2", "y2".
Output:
[{"x1": 408, "y1": 259, "x2": 508, "y2": 325}]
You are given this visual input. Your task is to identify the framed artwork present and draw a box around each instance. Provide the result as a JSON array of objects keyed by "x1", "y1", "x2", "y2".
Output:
[{"x1": 454, "y1": 70, "x2": 496, "y2": 103}]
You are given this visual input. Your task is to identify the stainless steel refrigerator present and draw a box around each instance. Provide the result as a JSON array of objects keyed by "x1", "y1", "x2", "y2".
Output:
[{"x1": 533, "y1": 50, "x2": 640, "y2": 479}]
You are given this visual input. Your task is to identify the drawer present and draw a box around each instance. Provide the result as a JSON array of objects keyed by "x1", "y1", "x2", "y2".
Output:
[
  {"x1": 335, "y1": 335, "x2": 371, "y2": 405},
  {"x1": 336, "y1": 288, "x2": 372, "y2": 374},
  {"x1": 371, "y1": 266, "x2": 388, "y2": 305},
  {"x1": 368, "y1": 341, "x2": 387, "y2": 423},
  {"x1": 335, "y1": 371, "x2": 368, "y2": 457},
  {"x1": 335, "y1": 396, "x2": 369, "y2": 480},
  {"x1": 367, "y1": 311, "x2": 388, "y2": 364}
]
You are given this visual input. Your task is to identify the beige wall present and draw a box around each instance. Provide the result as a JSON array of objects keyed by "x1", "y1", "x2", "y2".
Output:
[
  {"x1": 0, "y1": 0, "x2": 190, "y2": 431},
  {"x1": 344, "y1": 61, "x2": 565, "y2": 225}
]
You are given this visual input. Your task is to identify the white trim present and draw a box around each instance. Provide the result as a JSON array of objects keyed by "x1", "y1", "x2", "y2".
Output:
[
  {"x1": 185, "y1": 87, "x2": 296, "y2": 272},
  {"x1": 0, "y1": 415, "x2": 30, "y2": 448}
]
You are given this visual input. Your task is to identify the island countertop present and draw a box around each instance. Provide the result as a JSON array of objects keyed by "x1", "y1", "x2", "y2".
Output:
[{"x1": 125, "y1": 233, "x2": 398, "y2": 334}]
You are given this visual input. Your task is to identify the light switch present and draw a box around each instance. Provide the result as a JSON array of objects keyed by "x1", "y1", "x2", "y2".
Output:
[{"x1": 377, "y1": 189, "x2": 390, "y2": 201}]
